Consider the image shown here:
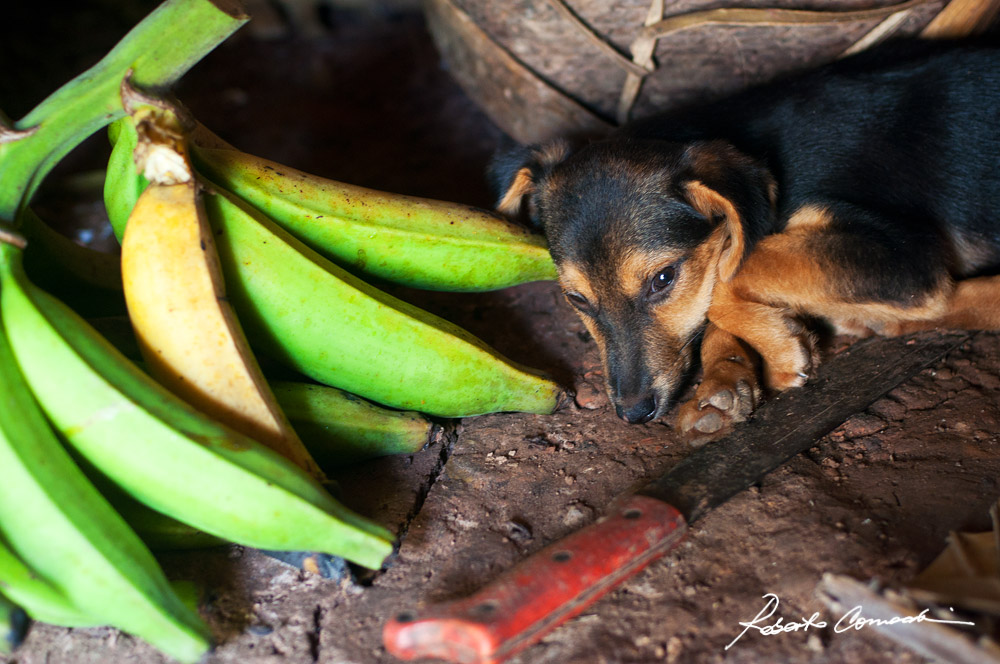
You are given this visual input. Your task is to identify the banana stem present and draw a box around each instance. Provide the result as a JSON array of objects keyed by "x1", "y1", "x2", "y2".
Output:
[{"x1": 0, "y1": 0, "x2": 248, "y2": 226}]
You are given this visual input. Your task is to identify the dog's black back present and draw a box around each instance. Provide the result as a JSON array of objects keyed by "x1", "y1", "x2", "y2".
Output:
[{"x1": 623, "y1": 42, "x2": 1000, "y2": 281}]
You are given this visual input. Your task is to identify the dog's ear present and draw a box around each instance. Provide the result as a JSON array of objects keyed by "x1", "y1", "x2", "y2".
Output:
[
  {"x1": 487, "y1": 138, "x2": 571, "y2": 226},
  {"x1": 680, "y1": 141, "x2": 776, "y2": 282}
]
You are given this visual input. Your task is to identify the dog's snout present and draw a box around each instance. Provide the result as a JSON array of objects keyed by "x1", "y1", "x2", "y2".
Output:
[{"x1": 615, "y1": 395, "x2": 658, "y2": 424}]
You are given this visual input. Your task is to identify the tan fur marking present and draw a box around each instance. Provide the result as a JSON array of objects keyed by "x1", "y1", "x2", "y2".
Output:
[
  {"x1": 730, "y1": 233, "x2": 951, "y2": 326},
  {"x1": 651, "y1": 228, "x2": 726, "y2": 344},
  {"x1": 615, "y1": 249, "x2": 686, "y2": 298},
  {"x1": 537, "y1": 139, "x2": 571, "y2": 167},
  {"x1": 557, "y1": 263, "x2": 598, "y2": 305},
  {"x1": 497, "y1": 167, "x2": 534, "y2": 216},
  {"x1": 707, "y1": 229, "x2": 956, "y2": 389},
  {"x1": 890, "y1": 274, "x2": 1000, "y2": 333},
  {"x1": 784, "y1": 204, "x2": 832, "y2": 231},
  {"x1": 685, "y1": 180, "x2": 745, "y2": 282}
]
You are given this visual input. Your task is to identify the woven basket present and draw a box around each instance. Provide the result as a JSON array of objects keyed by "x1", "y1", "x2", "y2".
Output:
[{"x1": 425, "y1": 0, "x2": 1000, "y2": 143}]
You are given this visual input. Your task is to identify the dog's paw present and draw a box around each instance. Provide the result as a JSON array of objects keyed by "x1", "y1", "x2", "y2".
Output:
[
  {"x1": 761, "y1": 323, "x2": 820, "y2": 391},
  {"x1": 676, "y1": 362, "x2": 762, "y2": 447}
]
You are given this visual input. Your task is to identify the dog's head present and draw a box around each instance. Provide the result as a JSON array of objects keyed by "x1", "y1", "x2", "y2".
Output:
[{"x1": 491, "y1": 137, "x2": 775, "y2": 423}]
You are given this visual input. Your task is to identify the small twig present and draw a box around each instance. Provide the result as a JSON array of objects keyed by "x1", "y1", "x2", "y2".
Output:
[
  {"x1": 921, "y1": 0, "x2": 1000, "y2": 39},
  {"x1": 840, "y1": 8, "x2": 915, "y2": 58}
]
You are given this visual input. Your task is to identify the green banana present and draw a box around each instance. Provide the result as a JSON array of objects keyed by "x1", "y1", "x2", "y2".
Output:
[
  {"x1": 203, "y1": 189, "x2": 561, "y2": 417},
  {"x1": 104, "y1": 114, "x2": 148, "y2": 246},
  {"x1": 190, "y1": 145, "x2": 557, "y2": 292},
  {"x1": 0, "y1": 237, "x2": 393, "y2": 570},
  {"x1": 84, "y1": 467, "x2": 226, "y2": 552},
  {"x1": 0, "y1": 533, "x2": 94, "y2": 629},
  {"x1": 272, "y1": 381, "x2": 436, "y2": 467},
  {"x1": 0, "y1": 0, "x2": 246, "y2": 226},
  {"x1": 107, "y1": 117, "x2": 563, "y2": 418},
  {"x1": 0, "y1": 260, "x2": 211, "y2": 660},
  {"x1": 20, "y1": 208, "x2": 122, "y2": 292}
]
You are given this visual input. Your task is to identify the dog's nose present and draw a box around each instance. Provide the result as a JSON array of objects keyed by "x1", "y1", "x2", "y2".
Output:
[{"x1": 615, "y1": 396, "x2": 658, "y2": 424}]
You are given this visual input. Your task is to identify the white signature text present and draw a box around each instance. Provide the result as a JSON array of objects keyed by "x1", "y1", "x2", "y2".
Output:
[{"x1": 726, "y1": 593, "x2": 974, "y2": 650}]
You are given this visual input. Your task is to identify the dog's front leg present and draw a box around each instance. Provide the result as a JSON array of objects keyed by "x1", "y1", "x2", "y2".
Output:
[{"x1": 675, "y1": 323, "x2": 762, "y2": 445}]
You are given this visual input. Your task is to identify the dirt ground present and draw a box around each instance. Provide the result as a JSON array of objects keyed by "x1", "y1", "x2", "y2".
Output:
[{"x1": 2, "y1": 4, "x2": 1000, "y2": 664}]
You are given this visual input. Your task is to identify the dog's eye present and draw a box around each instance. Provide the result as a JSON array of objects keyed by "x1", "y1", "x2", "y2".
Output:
[
  {"x1": 648, "y1": 266, "x2": 676, "y2": 297},
  {"x1": 564, "y1": 292, "x2": 592, "y2": 313}
]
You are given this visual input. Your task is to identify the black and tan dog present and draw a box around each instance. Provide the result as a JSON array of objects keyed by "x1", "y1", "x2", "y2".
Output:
[{"x1": 491, "y1": 42, "x2": 1000, "y2": 444}]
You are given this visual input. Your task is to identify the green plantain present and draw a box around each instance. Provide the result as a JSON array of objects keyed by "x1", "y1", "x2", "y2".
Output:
[
  {"x1": 273, "y1": 381, "x2": 436, "y2": 467},
  {"x1": 0, "y1": 246, "x2": 210, "y2": 659},
  {"x1": 190, "y1": 144, "x2": 557, "y2": 292}
]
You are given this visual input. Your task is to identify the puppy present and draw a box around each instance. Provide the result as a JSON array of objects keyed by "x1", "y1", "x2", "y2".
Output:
[{"x1": 491, "y1": 42, "x2": 1000, "y2": 443}]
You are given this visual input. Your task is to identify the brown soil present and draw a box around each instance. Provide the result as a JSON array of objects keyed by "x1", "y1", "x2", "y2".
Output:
[{"x1": 2, "y1": 5, "x2": 999, "y2": 664}]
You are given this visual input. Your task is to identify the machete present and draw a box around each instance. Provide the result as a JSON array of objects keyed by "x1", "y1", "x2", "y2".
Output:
[{"x1": 383, "y1": 331, "x2": 972, "y2": 664}]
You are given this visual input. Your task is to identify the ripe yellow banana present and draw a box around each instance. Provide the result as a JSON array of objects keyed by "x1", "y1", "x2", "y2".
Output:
[
  {"x1": 0, "y1": 244, "x2": 211, "y2": 660},
  {"x1": 119, "y1": 103, "x2": 322, "y2": 479},
  {"x1": 190, "y1": 143, "x2": 557, "y2": 292},
  {"x1": 107, "y1": 117, "x2": 563, "y2": 418},
  {"x1": 0, "y1": 236, "x2": 394, "y2": 569},
  {"x1": 272, "y1": 381, "x2": 436, "y2": 467}
]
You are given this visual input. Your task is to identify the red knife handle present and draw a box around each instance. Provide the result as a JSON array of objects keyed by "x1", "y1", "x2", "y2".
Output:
[{"x1": 383, "y1": 494, "x2": 687, "y2": 664}]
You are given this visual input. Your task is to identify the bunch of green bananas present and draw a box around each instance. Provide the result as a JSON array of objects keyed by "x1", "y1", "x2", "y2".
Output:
[
  {"x1": 0, "y1": 0, "x2": 563, "y2": 660},
  {"x1": 0, "y1": 1, "x2": 253, "y2": 659},
  {"x1": 105, "y1": 114, "x2": 561, "y2": 419}
]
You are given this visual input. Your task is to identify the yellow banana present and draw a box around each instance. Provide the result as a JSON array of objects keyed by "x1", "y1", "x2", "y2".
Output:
[
  {"x1": 120, "y1": 102, "x2": 322, "y2": 479},
  {"x1": 190, "y1": 143, "x2": 557, "y2": 292}
]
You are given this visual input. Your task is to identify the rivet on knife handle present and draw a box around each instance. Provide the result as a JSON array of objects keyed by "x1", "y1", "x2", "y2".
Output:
[{"x1": 383, "y1": 495, "x2": 687, "y2": 664}]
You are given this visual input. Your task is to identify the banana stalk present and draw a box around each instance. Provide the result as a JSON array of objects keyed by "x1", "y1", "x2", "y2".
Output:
[
  {"x1": 0, "y1": 236, "x2": 394, "y2": 569},
  {"x1": 0, "y1": 0, "x2": 246, "y2": 227},
  {"x1": 191, "y1": 144, "x2": 557, "y2": 292}
]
